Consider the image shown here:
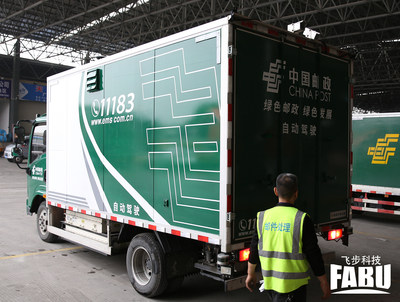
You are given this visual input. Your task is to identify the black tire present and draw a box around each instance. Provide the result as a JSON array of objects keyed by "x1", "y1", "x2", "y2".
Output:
[
  {"x1": 15, "y1": 156, "x2": 23, "y2": 164},
  {"x1": 37, "y1": 202, "x2": 58, "y2": 243},
  {"x1": 126, "y1": 233, "x2": 167, "y2": 297}
]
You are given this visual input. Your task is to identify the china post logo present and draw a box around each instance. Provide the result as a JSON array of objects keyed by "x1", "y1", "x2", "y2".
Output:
[
  {"x1": 367, "y1": 134, "x2": 399, "y2": 164},
  {"x1": 330, "y1": 255, "x2": 391, "y2": 294},
  {"x1": 262, "y1": 59, "x2": 286, "y2": 94}
]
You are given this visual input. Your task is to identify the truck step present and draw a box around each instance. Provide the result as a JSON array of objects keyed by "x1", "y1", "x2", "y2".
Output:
[{"x1": 47, "y1": 226, "x2": 112, "y2": 255}]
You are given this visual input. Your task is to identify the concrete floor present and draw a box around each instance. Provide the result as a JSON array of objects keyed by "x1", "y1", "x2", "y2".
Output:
[{"x1": 0, "y1": 157, "x2": 399, "y2": 301}]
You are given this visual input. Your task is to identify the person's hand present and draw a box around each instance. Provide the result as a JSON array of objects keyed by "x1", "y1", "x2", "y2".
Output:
[
  {"x1": 245, "y1": 262, "x2": 258, "y2": 292},
  {"x1": 245, "y1": 273, "x2": 256, "y2": 292},
  {"x1": 318, "y1": 274, "x2": 331, "y2": 299}
]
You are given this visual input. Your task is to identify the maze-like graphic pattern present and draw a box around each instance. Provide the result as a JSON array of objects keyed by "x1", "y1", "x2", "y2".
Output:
[{"x1": 140, "y1": 37, "x2": 220, "y2": 230}]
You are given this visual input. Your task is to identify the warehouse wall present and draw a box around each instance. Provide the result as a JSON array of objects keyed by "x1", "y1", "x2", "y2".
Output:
[{"x1": 18, "y1": 100, "x2": 46, "y2": 121}]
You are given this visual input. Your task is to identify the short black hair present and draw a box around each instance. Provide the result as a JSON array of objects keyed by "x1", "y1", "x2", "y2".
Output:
[{"x1": 276, "y1": 173, "x2": 298, "y2": 200}]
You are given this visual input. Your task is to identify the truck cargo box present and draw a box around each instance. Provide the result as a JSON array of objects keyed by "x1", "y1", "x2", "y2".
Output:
[
  {"x1": 352, "y1": 113, "x2": 400, "y2": 215},
  {"x1": 47, "y1": 16, "x2": 352, "y2": 250}
]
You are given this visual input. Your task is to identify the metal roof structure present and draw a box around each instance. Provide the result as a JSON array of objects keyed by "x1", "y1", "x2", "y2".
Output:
[{"x1": 0, "y1": 0, "x2": 399, "y2": 111}]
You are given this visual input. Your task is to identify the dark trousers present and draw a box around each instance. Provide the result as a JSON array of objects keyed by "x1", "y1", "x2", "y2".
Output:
[{"x1": 266, "y1": 285, "x2": 307, "y2": 302}]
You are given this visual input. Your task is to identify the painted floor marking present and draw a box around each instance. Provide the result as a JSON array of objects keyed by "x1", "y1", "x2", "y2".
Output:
[{"x1": 0, "y1": 246, "x2": 83, "y2": 260}]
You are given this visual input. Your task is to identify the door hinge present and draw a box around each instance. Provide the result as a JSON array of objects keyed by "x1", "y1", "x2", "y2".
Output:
[{"x1": 228, "y1": 45, "x2": 237, "y2": 56}]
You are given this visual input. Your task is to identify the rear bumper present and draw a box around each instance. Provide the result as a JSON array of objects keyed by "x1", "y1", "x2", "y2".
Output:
[{"x1": 224, "y1": 271, "x2": 262, "y2": 291}]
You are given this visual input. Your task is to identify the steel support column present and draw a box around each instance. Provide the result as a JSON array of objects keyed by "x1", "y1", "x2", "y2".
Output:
[{"x1": 9, "y1": 38, "x2": 20, "y2": 137}]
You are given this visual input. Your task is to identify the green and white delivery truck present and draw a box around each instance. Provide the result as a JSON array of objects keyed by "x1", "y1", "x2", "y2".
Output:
[
  {"x1": 352, "y1": 113, "x2": 400, "y2": 216},
  {"x1": 22, "y1": 15, "x2": 352, "y2": 297}
]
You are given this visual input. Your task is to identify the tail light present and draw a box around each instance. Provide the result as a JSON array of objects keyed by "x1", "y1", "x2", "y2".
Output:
[
  {"x1": 239, "y1": 248, "x2": 250, "y2": 262},
  {"x1": 328, "y1": 229, "x2": 343, "y2": 240}
]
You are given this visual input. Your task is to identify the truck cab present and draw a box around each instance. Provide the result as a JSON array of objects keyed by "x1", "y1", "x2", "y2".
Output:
[
  {"x1": 24, "y1": 115, "x2": 47, "y2": 215},
  {"x1": 22, "y1": 114, "x2": 56, "y2": 242}
]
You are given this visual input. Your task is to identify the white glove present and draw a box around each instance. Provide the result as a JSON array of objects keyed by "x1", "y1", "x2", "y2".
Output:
[{"x1": 259, "y1": 279, "x2": 265, "y2": 292}]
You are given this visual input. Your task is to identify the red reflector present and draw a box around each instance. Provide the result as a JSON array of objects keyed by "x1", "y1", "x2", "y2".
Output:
[
  {"x1": 228, "y1": 103, "x2": 233, "y2": 121},
  {"x1": 198, "y1": 235, "x2": 209, "y2": 243},
  {"x1": 228, "y1": 58, "x2": 233, "y2": 76},
  {"x1": 227, "y1": 195, "x2": 232, "y2": 212},
  {"x1": 328, "y1": 229, "x2": 343, "y2": 240},
  {"x1": 239, "y1": 248, "x2": 251, "y2": 262},
  {"x1": 296, "y1": 37, "x2": 306, "y2": 46},
  {"x1": 241, "y1": 21, "x2": 254, "y2": 29},
  {"x1": 268, "y1": 29, "x2": 279, "y2": 37},
  {"x1": 227, "y1": 150, "x2": 232, "y2": 167},
  {"x1": 171, "y1": 229, "x2": 181, "y2": 236}
]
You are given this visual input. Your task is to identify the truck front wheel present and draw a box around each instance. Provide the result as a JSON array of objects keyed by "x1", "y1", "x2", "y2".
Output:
[
  {"x1": 126, "y1": 233, "x2": 167, "y2": 297},
  {"x1": 37, "y1": 202, "x2": 58, "y2": 243}
]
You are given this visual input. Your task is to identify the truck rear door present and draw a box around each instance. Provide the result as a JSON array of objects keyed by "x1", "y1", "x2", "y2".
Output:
[{"x1": 231, "y1": 26, "x2": 351, "y2": 242}]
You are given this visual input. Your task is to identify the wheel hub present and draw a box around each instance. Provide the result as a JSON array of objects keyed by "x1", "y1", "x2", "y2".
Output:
[
  {"x1": 38, "y1": 210, "x2": 48, "y2": 235},
  {"x1": 131, "y1": 247, "x2": 152, "y2": 286}
]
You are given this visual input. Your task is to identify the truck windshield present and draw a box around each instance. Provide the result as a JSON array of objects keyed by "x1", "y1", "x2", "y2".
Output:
[{"x1": 30, "y1": 124, "x2": 46, "y2": 164}]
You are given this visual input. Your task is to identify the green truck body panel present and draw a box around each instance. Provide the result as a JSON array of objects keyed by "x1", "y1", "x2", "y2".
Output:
[
  {"x1": 353, "y1": 114, "x2": 400, "y2": 189},
  {"x1": 79, "y1": 35, "x2": 221, "y2": 234}
]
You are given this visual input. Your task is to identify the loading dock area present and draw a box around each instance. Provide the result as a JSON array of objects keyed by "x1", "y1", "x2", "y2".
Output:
[{"x1": 1, "y1": 157, "x2": 399, "y2": 301}]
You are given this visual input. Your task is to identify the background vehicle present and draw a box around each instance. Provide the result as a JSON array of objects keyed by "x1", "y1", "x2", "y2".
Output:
[
  {"x1": 4, "y1": 141, "x2": 29, "y2": 163},
  {"x1": 22, "y1": 15, "x2": 352, "y2": 297},
  {"x1": 4, "y1": 144, "x2": 14, "y2": 161},
  {"x1": 352, "y1": 113, "x2": 400, "y2": 216},
  {"x1": 6, "y1": 119, "x2": 33, "y2": 164}
]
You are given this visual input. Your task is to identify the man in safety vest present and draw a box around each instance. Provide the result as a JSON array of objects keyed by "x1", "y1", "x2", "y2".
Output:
[{"x1": 245, "y1": 173, "x2": 330, "y2": 301}]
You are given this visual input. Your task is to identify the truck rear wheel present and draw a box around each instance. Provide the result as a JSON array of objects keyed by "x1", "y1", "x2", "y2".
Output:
[
  {"x1": 126, "y1": 233, "x2": 167, "y2": 297},
  {"x1": 37, "y1": 202, "x2": 58, "y2": 243}
]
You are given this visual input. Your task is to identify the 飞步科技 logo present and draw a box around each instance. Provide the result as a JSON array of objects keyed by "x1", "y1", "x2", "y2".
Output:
[
  {"x1": 330, "y1": 255, "x2": 391, "y2": 294},
  {"x1": 367, "y1": 134, "x2": 399, "y2": 164}
]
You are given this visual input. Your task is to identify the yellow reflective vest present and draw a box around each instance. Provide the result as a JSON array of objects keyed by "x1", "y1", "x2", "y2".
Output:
[{"x1": 257, "y1": 205, "x2": 310, "y2": 293}]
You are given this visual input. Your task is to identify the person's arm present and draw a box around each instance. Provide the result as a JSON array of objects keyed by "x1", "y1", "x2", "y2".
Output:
[
  {"x1": 302, "y1": 215, "x2": 325, "y2": 276},
  {"x1": 302, "y1": 215, "x2": 331, "y2": 299},
  {"x1": 248, "y1": 231, "x2": 260, "y2": 265},
  {"x1": 318, "y1": 274, "x2": 331, "y2": 299},
  {"x1": 245, "y1": 231, "x2": 259, "y2": 292}
]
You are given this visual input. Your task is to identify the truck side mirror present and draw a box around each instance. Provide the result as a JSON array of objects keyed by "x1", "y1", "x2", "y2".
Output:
[{"x1": 14, "y1": 126, "x2": 25, "y2": 144}]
